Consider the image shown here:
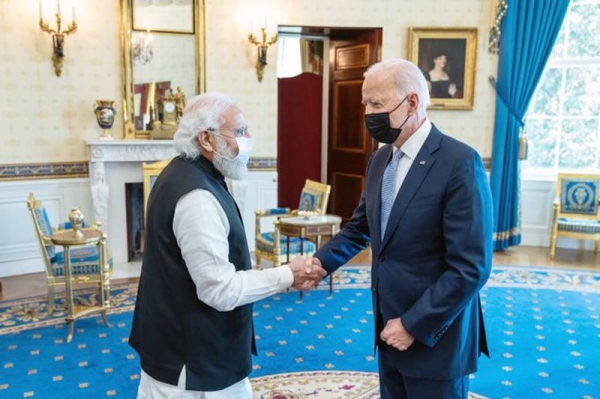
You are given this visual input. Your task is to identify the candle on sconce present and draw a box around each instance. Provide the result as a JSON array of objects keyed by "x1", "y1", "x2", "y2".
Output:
[{"x1": 39, "y1": 0, "x2": 42, "y2": 20}]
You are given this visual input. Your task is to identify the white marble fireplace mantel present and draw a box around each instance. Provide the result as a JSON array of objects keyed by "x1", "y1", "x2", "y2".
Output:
[
  {"x1": 86, "y1": 139, "x2": 177, "y2": 265},
  {"x1": 87, "y1": 139, "x2": 177, "y2": 163}
]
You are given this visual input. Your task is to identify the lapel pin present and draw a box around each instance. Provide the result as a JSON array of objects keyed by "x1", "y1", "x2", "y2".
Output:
[{"x1": 419, "y1": 160, "x2": 426, "y2": 165}]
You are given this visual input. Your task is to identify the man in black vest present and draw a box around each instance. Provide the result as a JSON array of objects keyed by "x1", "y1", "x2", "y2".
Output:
[{"x1": 129, "y1": 92, "x2": 326, "y2": 398}]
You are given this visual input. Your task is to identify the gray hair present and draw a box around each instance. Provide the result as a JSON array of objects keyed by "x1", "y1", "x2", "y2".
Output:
[
  {"x1": 172, "y1": 92, "x2": 237, "y2": 159},
  {"x1": 364, "y1": 59, "x2": 431, "y2": 113}
]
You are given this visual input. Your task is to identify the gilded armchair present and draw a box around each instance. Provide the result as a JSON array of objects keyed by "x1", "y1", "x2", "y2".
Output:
[
  {"x1": 549, "y1": 173, "x2": 600, "y2": 258},
  {"x1": 255, "y1": 179, "x2": 331, "y2": 268},
  {"x1": 142, "y1": 159, "x2": 172, "y2": 212},
  {"x1": 26, "y1": 192, "x2": 113, "y2": 313}
]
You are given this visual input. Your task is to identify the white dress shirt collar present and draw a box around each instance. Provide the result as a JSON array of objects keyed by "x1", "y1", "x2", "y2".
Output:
[{"x1": 395, "y1": 118, "x2": 432, "y2": 160}]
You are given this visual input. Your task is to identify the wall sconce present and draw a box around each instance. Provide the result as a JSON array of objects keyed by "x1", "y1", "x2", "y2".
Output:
[
  {"x1": 248, "y1": 27, "x2": 278, "y2": 82},
  {"x1": 39, "y1": 0, "x2": 77, "y2": 77}
]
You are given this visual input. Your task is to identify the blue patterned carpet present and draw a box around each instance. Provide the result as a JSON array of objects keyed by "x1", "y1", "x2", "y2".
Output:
[{"x1": 0, "y1": 266, "x2": 599, "y2": 398}]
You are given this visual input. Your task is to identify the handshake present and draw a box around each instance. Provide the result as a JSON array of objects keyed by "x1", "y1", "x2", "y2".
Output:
[{"x1": 288, "y1": 256, "x2": 327, "y2": 291}]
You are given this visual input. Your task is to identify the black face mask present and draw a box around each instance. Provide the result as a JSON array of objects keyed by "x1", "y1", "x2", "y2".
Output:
[{"x1": 364, "y1": 96, "x2": 411, "y2": 144}]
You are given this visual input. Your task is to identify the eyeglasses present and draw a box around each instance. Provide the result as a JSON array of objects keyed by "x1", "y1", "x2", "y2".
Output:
[{"x1": 207, "y1": 126, "x2": 248, "y2": 139}]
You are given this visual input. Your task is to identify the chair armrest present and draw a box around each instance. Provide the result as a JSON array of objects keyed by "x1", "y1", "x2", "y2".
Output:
[
  {"x1": 41, "y1": 235, "x2": 54, "y2": 246},
  {"x1": 255, "y1": 208, "x2": 292, "y2": 237},
  {"x1": 551, "y1": 199, "x2": 559, "y2": 227},
  {"x1": 552, "y1": 198, "x2": 559, "y2": 214}
]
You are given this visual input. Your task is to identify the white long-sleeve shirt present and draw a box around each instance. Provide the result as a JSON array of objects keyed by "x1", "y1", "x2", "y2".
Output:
[
  {"x1": 173, "y1": 189, "x2": 294, "y2": 310},
  {"x1": 138, "y1": 188, "x2": 294, "y2": 398}
]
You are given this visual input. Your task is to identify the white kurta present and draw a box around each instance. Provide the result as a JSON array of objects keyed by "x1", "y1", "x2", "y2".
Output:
[{"x1": 137, "y1": 189, "x2": 294, "y2": 399}]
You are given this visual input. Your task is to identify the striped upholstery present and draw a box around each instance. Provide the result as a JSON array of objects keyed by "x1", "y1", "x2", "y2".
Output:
[
  {"x1": 51, "y1": 246, "x2": 113, "y2": 277},
  {"x1": 256, "y1": 233, "x2": 317, "y2": 256},
  {"x1": 557, "y1": 218, "x2": 600, "y2": 234}
]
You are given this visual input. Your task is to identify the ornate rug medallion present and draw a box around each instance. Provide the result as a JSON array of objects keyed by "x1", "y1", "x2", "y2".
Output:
[
  {"x1": 250, "y1": 371, "x2": 489, "y2": 399},
  {"x1": 251, "y1": 371, "x2": 380, "y2": 398}
]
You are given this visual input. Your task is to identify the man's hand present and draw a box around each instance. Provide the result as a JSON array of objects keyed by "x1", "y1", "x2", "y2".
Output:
[
  {"x1": 380, "y1": 318, "x2": 415, "y2": 351},
  {"x1": 288, "y1": 256, "x2": 327, "y2": 291}
]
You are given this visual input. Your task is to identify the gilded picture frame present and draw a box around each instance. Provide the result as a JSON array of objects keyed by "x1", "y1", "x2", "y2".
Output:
[{"x1": 408, "y1": 27, "x2": 477, "y2": 110}]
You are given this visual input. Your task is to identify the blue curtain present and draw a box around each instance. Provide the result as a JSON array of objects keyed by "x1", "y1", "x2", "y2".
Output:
[{"x1": 489, "y1": 0, "x2": 570, "y2": 250}]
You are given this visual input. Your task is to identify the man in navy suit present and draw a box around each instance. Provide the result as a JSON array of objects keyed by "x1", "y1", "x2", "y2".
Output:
[{"x1": 312, "y1": 59, "x2": 493, "y2": 398}]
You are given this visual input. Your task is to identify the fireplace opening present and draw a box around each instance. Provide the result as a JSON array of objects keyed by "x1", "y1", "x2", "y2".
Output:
[{"x1": 125, "y1": 182, "x2": 145, "y2": 261}]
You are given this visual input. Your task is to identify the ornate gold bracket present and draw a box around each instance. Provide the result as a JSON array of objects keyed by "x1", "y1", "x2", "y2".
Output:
[
  {"x1": 489, "y1": 0, "x2": 508, "y2": 54},
  {"x1": 248, "y1": 27, "x2": 278, "y2": 82},
  {"x1": 39, "y1": 1, "x2": 77, "y2": 77}
]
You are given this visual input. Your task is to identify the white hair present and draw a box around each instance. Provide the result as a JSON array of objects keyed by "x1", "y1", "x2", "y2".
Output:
[
  {"x1": 364, "y1": 59, "x2": 431, "y2": 113},
  {"x1": 172, "y1": 92, "x2": 237, "y2": 159}
]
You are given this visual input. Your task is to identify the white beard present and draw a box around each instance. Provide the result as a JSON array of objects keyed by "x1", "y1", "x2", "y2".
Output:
[{"x1": 212, "y1": 138, "x2": 248, "y2": 180}]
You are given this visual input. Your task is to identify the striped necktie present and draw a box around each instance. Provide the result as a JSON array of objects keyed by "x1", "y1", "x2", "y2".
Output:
[{"x1": 380, "y1": 149, "x2": 403, "y2": 238}]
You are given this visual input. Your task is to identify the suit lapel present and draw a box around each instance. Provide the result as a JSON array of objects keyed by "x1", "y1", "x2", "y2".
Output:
[{"x1": 380, "y1": 126, "x2": 442, "y2": 251}]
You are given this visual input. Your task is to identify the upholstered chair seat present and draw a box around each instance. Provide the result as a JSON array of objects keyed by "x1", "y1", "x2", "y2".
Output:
[
  {"x1": 255, "y1": 179, "x2": 331, "y2": 268},
  {"x1": 556, "y1": 218, "x2": 600, "y2": 234},
  {"x1": 256, "y1": 232, "x2": 317, "y2": 257},
  {"x1": 51, "y1": 246, "x2": 109, "y2": 276}
]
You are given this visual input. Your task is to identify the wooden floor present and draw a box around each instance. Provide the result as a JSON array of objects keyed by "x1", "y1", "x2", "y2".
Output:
[{"x1": 1, "y1": 246, "x2": 598, "y2": 302}]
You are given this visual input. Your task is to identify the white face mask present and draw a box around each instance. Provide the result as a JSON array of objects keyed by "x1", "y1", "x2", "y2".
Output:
[
  {"x1": 232, "y1": 136, "x2": 254, "y2": 166},
  {"x1": 209, "y1": 132, "x2": 254, "y2": 167},
  {"x1": 209, "y1": 132, "x2": 254, "y2": 180}
]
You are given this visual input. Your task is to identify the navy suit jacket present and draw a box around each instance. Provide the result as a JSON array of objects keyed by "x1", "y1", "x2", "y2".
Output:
[{"x1": 314, "y1": 124, "x2": 493, "y2": 380}]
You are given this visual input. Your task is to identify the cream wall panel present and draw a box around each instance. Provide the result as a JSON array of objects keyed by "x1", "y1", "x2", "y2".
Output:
[
  {"x1": 0, "y1": 0, "x2": 122, "y2": 164},
  {"x1": 1, "y1": 0, "x2": 496, "y2": 163},
  {"x1": 520, "y1": 179, "x2": 556, "y2": 248},
  {"x1": 0, "y1": 179, "x2": 93, "y2": 277},
  {"x1": 205, "y1": 0, "x2": 497, "y2": 157},
  {"x1": 228, "y1": 171, "x2": 278, "y2": 252}
]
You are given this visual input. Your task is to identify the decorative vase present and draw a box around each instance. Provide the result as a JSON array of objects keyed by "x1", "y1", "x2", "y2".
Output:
[{"x1": 93, "y1": 100, "x2": 117, "y2": 140}]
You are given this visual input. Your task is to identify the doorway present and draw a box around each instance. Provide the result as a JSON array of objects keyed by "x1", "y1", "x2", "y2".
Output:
[{"x1": 277, "y1": 26, "x2": 382, "y2": 222}]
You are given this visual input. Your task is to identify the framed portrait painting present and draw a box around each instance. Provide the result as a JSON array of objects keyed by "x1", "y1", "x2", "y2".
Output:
[{"x1": 408, "y1": 27, "x2": 478, "y2": 110}]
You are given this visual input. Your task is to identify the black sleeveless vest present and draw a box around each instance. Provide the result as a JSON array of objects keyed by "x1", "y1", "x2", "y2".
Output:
[{"x1": 129, "y1": 155, "x2": 255, "y2": 391}]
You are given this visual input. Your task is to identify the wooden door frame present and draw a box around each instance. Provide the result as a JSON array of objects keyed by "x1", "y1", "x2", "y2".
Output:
[{"x1": 276, "y1": 26, "x2": 382, "y2": 215}]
